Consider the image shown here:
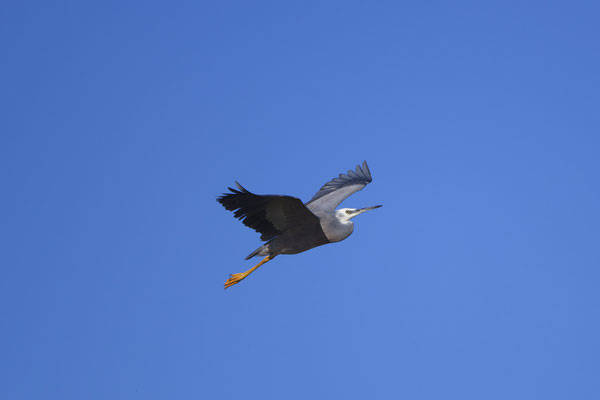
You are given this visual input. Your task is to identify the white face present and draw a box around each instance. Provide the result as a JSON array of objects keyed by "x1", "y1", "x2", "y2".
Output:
[
  {"x1": 336, "y1": 208, "x2": 360, "y2": 222},
  {"x1": 336, "y1": 205, "x2": 382, "y2": 222}
]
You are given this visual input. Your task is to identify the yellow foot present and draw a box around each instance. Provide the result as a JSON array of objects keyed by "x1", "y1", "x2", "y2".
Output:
[
  {"x1": 224, "y1": 272, "x2": 247, "y2": 289},
  {"x1": 223, "y1": 255, "x2": 274, "y2": 289}
]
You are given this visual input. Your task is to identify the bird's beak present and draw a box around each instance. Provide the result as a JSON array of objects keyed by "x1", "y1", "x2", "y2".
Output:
[
  {"x1": 356, "y1": 205, "x2": 382, "y2": 214},
  {"x1": 363, "y1": 205, "x2": 382, "y2": 211}
]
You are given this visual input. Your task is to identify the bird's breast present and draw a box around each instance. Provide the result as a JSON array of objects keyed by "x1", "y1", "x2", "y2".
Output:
[{"x1": 319, "y1": 218, "x2": 354, "y2": 243}]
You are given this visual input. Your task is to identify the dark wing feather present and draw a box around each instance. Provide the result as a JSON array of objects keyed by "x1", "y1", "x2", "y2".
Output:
[
  {"x1": 217, "y1": 182, "x2": 321, "y2": 241},
  {"x1": 306, "y1": 161, "x2": 373, "y2": 212}
]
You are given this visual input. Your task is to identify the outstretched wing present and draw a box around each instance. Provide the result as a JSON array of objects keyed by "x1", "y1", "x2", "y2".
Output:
[
  {"x1": 306, "y1": 161, "x2": 373, "y2": 212},
  {"x1": 217, "y1": 182, "x2": 321, "y2": 241}
]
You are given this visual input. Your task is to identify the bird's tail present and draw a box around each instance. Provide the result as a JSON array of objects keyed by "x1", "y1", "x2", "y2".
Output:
[{"x1": 245, "y1": 244, "x2": 269, "y2": 260}]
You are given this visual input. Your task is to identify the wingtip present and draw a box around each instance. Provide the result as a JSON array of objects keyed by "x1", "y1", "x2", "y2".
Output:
[
  {"x1": 359, "y1": 160, "x2": 372, "y2": 181},
  {"x1": 234, "y1": 181, "x2": 252, "y2": 193}
]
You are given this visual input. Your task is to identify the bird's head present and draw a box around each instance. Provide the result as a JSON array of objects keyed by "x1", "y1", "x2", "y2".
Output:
[{"x1": 336, "y1": 205, "x2": 382, "y2": 223}]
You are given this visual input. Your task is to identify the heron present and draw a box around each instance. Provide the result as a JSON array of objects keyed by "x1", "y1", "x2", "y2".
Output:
[{"x1": 217, "y1": 161, "x2": 381, "y2": 289}]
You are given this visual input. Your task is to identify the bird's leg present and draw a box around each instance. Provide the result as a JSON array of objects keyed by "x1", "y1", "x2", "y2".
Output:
[{"x1": 224, "y1": 255, "x2": 275, "y2": 289}]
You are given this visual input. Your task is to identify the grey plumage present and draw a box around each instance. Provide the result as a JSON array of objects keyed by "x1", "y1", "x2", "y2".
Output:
[
  {"x1": 307, "y1": 160, "x2": 373, "y2": 210},
  {"x1": 217, "y1": 161, "x2": 381, "y2": 288}
]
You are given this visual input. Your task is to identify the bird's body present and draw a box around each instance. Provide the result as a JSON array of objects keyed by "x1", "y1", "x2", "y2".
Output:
[
  {"x1": 217, "y1": 161, "x2": 381, "y2": 289},
  {"x1": 246, "y1": 202, "x2": 356, "y2": 259}
]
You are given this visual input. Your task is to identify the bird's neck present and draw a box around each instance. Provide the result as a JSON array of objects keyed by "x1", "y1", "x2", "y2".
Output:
[{"x1": 325, "y1": 218, "x2": 354, "y2": 242}]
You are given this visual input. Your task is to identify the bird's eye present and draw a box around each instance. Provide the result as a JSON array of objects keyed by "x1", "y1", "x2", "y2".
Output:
[{"x1": 345, "y1": 209, "x2": 353, "y2": 214}]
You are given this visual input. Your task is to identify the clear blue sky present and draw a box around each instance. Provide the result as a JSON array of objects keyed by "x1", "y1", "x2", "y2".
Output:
[{"x1": 1, "y1": 1, "x2": 599, "y2": 399}]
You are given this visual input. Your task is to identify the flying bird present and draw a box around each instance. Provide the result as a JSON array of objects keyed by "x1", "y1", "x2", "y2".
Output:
[{"x1": 217, "y1": 161, "x2": 381, "y2": 289}]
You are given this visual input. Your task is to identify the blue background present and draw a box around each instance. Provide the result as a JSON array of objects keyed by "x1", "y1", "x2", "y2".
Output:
[{"x1": 2, "y1": 1, "x2": 599, "y2": 399}]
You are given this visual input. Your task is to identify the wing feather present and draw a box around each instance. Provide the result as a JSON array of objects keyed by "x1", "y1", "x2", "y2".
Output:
[
  {"x1": 306, "y1": 161, "x2": 374, "y2": 212},
  {"x1": 217, "y1": 182, "x2": 321, "y2": 241}
]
